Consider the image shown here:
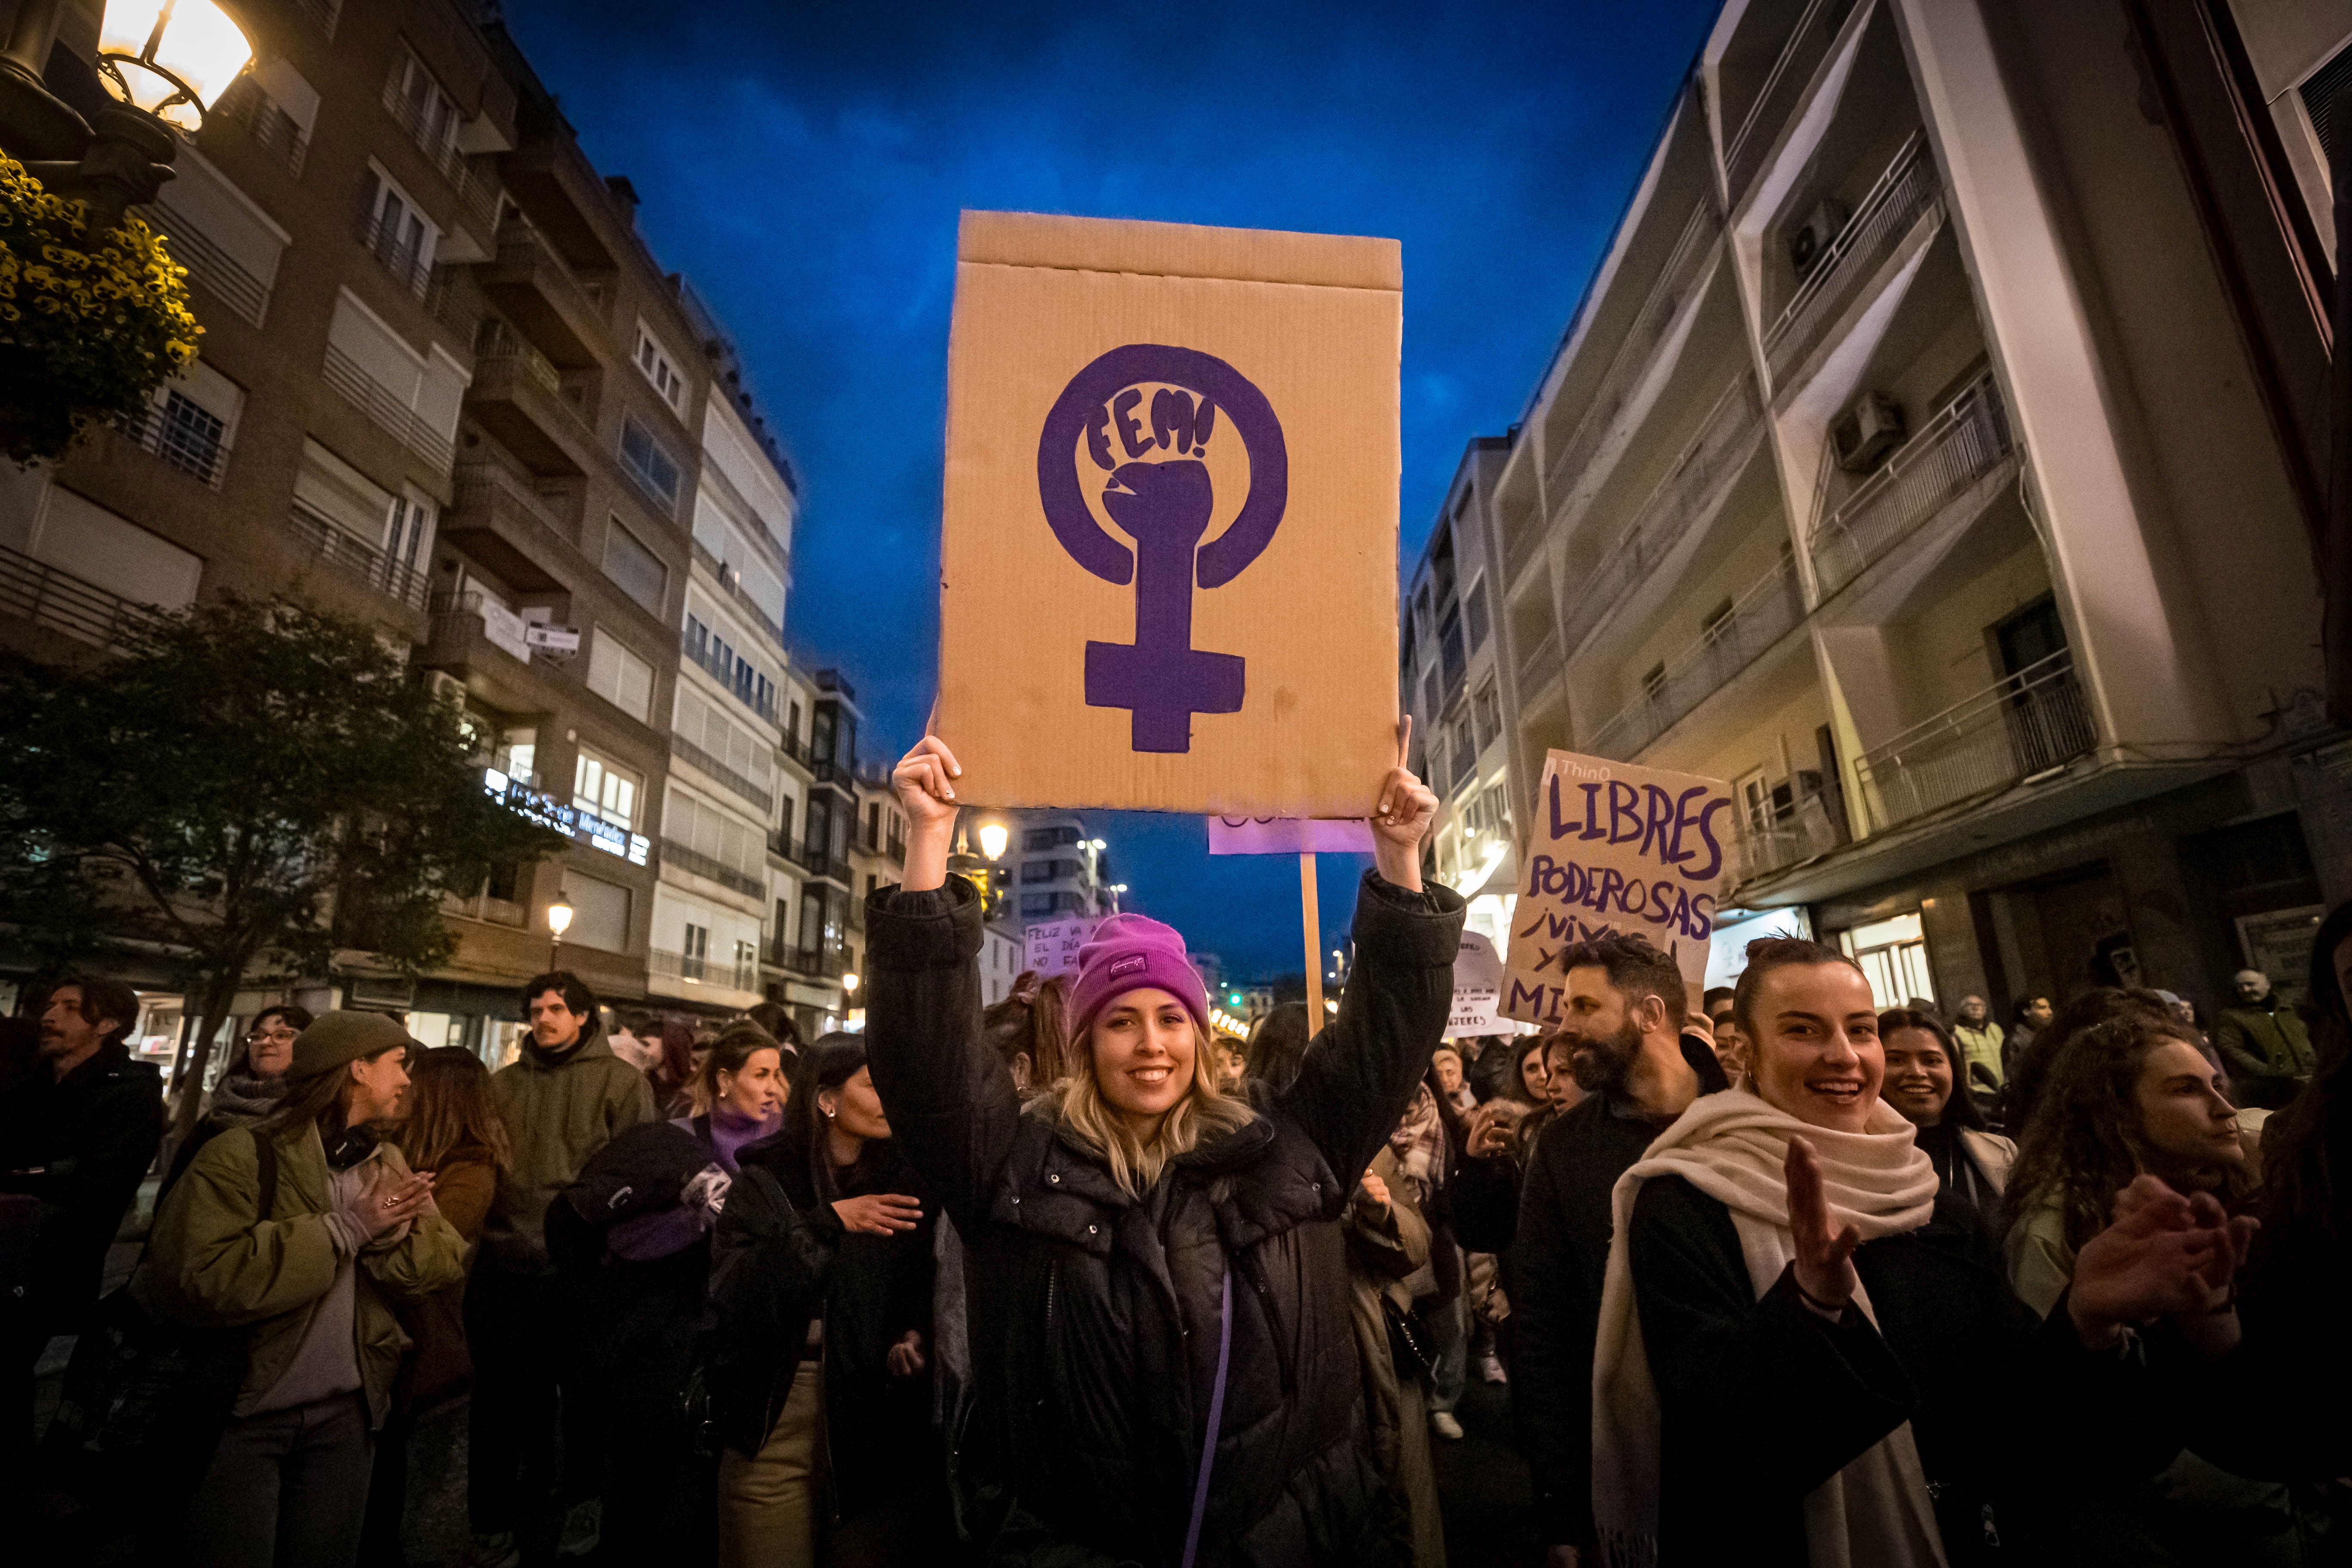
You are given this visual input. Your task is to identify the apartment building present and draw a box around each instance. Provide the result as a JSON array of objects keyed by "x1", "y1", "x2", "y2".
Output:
[
  {"x1": 1421, "y1": 0, "x2": 2346, "y2": 1014},
  {"x1": 759, "y1": 668, "x2": 860, "y2": 1038},
  {"x1": 0, "y1": 1, "x2": 803, "y2": 1061},
  {"x1": 1013, "y1": 813, "x2": 1124, "y2": 925}
]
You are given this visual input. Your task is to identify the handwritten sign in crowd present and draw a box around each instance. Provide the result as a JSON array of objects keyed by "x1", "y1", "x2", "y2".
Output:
[
  {"x1": 1023, "y1": 915, "x2": 1102, "y2": 980},
  {"x1": 1499, "y1": 750, "x2": 1734, "y2": 1027}
]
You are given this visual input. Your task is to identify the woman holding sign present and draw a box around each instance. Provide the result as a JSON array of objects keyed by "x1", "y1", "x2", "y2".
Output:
[{"x1": 867, "y1": 731, "x2": 1458, "y2": 1567}]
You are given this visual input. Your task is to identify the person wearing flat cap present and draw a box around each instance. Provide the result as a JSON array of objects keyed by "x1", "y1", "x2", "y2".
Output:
[
  {"x1": 135, "y1": 1010, "x2": 466, "y2": 1567},
  {"x1": 861, "y1": 731, "x2": 1461, "y2": 1568}
]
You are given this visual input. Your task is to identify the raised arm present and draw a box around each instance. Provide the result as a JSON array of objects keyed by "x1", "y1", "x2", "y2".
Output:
[
  {"x1": 1277, "y1": 735, "x2": 1463, "y2": 1184},
  {"x1": 863, "y1": 737, "x2": 1025, "y2": 1230}
]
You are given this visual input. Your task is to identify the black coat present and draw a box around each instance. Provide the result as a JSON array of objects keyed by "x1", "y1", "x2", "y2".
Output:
[
  {"x1": 707, "y1": 1132, "x2": 937, "y2": 1524},
  {"x1": 1507, "y1": 1035, "x2": 1727, "y2": 1550},
  {"x1": 866, "y1": 870, "x2": 1464, "y2": 1568},
  {"x1": 0, "y1": 1038, "x2": 162, "y2": 1335},
  {"x1": 1628, "y1": 1174, "x2": 2190, "y2": 1565}
]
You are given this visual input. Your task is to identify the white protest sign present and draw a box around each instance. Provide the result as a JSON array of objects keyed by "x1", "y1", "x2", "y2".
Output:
[
  {"x1": 1500, "y1": 750, "x2": 1734, "y2": 1027},
  {"x1": 1023, "y1": 916, "x2": 1101, "y2": 980},
  {"x1": 1447, "y1": 929, "x2": 1504, "y2": 1037}
]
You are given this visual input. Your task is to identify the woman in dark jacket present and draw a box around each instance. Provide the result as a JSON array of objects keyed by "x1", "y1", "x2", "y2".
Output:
[
  {"x1": 709, "y1": 1032, "x2": 942, "y2": 1565},
  {"x1": 867, "y1": 735, "x2": 1455, "y2": 1568},
  {"x1": 548, "y1": 1023, "x2": 784, "y2": 1562}
]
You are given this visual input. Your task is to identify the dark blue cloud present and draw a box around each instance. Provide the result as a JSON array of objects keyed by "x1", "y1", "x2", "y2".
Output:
[{"x1": 500, "y1": 0, "x2": 1716, "y2": 972}]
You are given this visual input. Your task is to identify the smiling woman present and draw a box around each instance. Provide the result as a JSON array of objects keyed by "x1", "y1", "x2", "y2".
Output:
[{"x1": 1588, "y1": 937, "x2": 2265, "y2": 1566}]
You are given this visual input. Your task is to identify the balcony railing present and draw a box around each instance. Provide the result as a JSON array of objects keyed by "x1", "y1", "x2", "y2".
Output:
[
  {"x1": 138, "y1": 200, "x2": 270, "y2": 325},
  {"x1": 380, "y1": 77, "x2": 502, "y2": 239},
  {"x1": 1809, "y1": 370, "x2": 2015, "y2": 600},
  {"x1": 321, "y1": 343, "x2": 456, "y2": 473},
  {"x1": 1722, "y1": 0, "x2": 1845, "y2": 204},
  {"x1": 1559, "y1": 375, "x2": 1763, "y2": 656},
  {"x1": 451, "y1": 459, "x2": 581, "y2": 555},
  {"x1": 1853, "y1": 651, "x2": 2096, "y2": 834},
  {"x1": 353, "y1": 205, "x2": 433, "y2": 300},
  {"x1": 1543, "y1": 199, "x2": 1721, "y2": 518},
  {"x1": 690, "y1": 538, "x2": 787, "y2": 649},
  {"x1": 1736, "y1": 787, "x2": 1845, "y2": 884},
  {"x1": 1764, "y1": 133, "x2": 1940, "y2": 386},
  {"x1": 116, "y1": 391, "x2": 230, "y2": 488},
  {"x1": 770, "y1": 942, "x2": 849, "y2": 980},
  {"x1": 778, "y1": 729, "x2": 811, "y2": 768},
  {"x1": 650, "y1": 947, "x2": 760, "y2": 994},
  {"x1": 285, "y1": 497, "x2": 430, "y2": 610},
  {"x1": 671, "y1": 735, "x2": 775, "y2": 818},
  {"x1": 1515, "y1": 627, "x2": 1561, "y2": 697},
  {"x1": 799, "y1": 840, "x2": 851, "y2": 883},
  {"x1": 0, "y1": 542, "x2": 163, "y2": 649},
  {"x1": 1585, "y1": 552, "x2": 1807, "y2": 762},
  {"x1": 208, "y1": 78, "x2": 306, "y2": 178},
  {"x1": 681, "y1": 633, "x2": 779, "y2": 724},
  {"x1": 495, "y1": 219, "x2": 604, "y2": 337},
  {"x1": 659, "y1": 839, "x2": 766, "y2": 899}
]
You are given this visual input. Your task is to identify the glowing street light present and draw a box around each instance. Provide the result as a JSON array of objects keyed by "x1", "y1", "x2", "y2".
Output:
[
  {"x1": 545, "y1": 899, "x2": 573, "y2": 966},
  {"x1": 842, "y1": 972, "x2": 861, "y2": 996},
  {"x1": 97, "y1": 0, "x2": 255, "y2": 131},
  {"x1": 977, "y1": 821, "x2": 1008, "y2": 861}
]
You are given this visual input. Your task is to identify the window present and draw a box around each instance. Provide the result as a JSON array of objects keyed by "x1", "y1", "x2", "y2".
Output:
[
  {"x1": 1464, "y1": 576, "x2": 1490, "y2": 651},
  {"x1": 675, "y1": 686, "x2": 774, "y2": 794},
  {"x1": 1642, "y1": 662, "x2": 1668, "y2": 700},
  {"x1": 619, "y1": 416, "x2": 681, "y2": 508},
  {"x1": 1840, "y1": 914, "x2": 1935, "y2": 1011},
  {"x1": 391, "y1": 52, "x2": 459, "y2": 158},
  {"x1": 683, "y1": 922, "x2": 710, "y2": 977},
  {"x1": 864, "y1": 873, "x2": 876, "y2": 900},
  {"x1": 865, "y1": 802, "x2": 880, "y2": 850},
  {"x1": 799, "y1": 888, "x2": 823, "y2": 952},
  {"x1": 564, "y1": 873, "x2": 631, "y2": 953},
  {"x1": 1701, "y1": 598, "x2": 1735, "y2": 645},
  {"x1": 573, "y1": 746, "x2": 640, "y2": 830},
  {"x1": 1021, "y1": 892, "x2": 1056, "y2": 919},
  {"x1": 1472, "y1": 683, "x2": 1500, "y2": 753},
  {"x1": 665, "y1": 787, "x2": 763, "y2": 882},
  {"x1": 1439, "y1": 606, "x2": 1467, "y2": 689},
  {"x1": 684, "y1": 611, "x2": 777, "y2": 722},
  {"x1": 1021, "y1": 860, "x2": 1054, "y2": 884},
  {"x1": 586, "y1": 631, "x2": 654, "y2": 722},
  {"x1": 1452, "y1": 716, "x2": 1476, "y2": 780},
  {"x1": 601, "y1": 516, "x2": 667, "y2": 614},
  {"x1": 634, "y1": 324, "x2": 687, "y2": 413},
  {"x1": 787, "y1": 701, "x2": 802, "y2": 742},
  {"x1": 356, "y1": 165, "x2": 436, "y2": 294},
  {"x1": 153, "y1": 389, "x2": 227, "y2": 483}
]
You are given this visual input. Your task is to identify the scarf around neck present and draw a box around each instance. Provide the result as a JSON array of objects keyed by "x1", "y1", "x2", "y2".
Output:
[{"x1": 1592, "y1": 1087, "x2": 1946, "y2": 1568}]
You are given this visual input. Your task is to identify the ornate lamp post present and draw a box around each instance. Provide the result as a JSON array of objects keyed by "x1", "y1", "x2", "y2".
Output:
[{"x1": 0, "y1": 0, "x2": 254, "y2": 229}]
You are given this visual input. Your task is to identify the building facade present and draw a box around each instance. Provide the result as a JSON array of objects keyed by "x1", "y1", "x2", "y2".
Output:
[
  {"x1": 0, "y1": 0, "x2": 808, "y2": 1065},
  {"x1": 1418, "y1": 0, "x2": 2347, "y2": 1015},
  {"x1": 1012, "y1": 812, "x2": 1124, "y2": 925}
]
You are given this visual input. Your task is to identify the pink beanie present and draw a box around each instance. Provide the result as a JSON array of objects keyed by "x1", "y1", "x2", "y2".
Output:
[{"x1": 1066, "y1": 914, "x2": 1211, "y2": 1038}]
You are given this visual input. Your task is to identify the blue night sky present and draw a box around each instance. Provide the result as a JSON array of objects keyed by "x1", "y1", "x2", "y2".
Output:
[{"x1": 500, "y1": 0, "x2": 1718, "y2": 977}]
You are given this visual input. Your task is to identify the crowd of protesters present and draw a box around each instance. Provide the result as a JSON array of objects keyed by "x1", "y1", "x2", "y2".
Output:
[{"x1": 1, "y1": 729, "x2": 2346, "y2": 1565}]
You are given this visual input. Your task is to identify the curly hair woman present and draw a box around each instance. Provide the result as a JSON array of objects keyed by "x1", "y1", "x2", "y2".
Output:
[{"x1": 866, "y1": 732, "x2": 1456, "y2": 1566}]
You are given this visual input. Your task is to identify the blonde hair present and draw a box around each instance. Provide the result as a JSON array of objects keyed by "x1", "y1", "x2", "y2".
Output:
[{"x1": 1044, "y1": 1017, "x2": 1256, "y2": 1197}]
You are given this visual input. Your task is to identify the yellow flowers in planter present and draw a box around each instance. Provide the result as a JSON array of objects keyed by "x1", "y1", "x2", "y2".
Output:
[{"x1": 0, "y1": 152, "x2": 202, "y2": 464}]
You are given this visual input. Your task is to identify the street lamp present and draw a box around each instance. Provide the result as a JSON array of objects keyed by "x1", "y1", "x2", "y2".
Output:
[
  {"x1": 546, "y1": 900, "x2": 573, "y2": 967},
  {"x1": 0, "y1": 0, "x2": 255, "y2": 229},
  {"x1": 841, "y1": 971, "x2": 860, "y2": 1001},
  {"x1": 977, "y1": 821, "x2": 1008, "y2": 862}
]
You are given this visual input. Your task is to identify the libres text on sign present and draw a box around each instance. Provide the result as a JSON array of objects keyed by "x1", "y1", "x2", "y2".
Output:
[{"x1": 1498, "y1": 750, "x2": 1734, "y2": 1026}]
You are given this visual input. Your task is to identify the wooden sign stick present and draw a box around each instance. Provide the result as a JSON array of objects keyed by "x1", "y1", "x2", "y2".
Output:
[{"x1": 1301, "y1": 852, "x2": 1323, "y2": 1026}]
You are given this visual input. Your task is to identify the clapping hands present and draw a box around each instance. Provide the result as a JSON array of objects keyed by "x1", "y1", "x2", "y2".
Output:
[{"x1": 2070, "y1": 1174, "x2": 2258, "y2": 1352}]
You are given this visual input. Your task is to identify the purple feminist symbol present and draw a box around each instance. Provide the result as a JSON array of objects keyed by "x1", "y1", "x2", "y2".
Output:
[{"x1": 1037, "y1": 344, "x2": 1288, "y2": 753}]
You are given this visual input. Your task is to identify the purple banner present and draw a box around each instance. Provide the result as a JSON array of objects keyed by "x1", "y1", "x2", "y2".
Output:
[{"x1": 1207, "y1": 816, "x2": 1376, "y2": 855}]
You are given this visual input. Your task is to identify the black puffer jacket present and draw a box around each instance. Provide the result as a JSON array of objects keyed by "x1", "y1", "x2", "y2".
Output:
[
  {"x1": 866, "y1": 870, "x2": 1464, "y2": 1568},
  {"x1": 707, "y1": 1133, "x2": 937, "y2": 1523}
]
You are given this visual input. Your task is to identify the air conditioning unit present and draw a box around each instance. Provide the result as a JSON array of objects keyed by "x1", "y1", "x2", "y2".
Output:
[
  {"x1": 423, "y1": 670, "x2": 466, "y2": 705},
  {"x1": 1787, "y1": 199, "x2": 1850, "y2": 278},
  {"x1": 1832, "y1": 392, "x2": 1905, "y2": 473}
]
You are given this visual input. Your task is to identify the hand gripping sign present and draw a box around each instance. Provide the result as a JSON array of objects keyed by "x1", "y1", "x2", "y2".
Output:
[
  {"x1": 1498, "y1": 750, "x2": 1736, "y2": 1027},
  {"x1": 934, "y1": 211, "x2": 1402, "y2": 816}
]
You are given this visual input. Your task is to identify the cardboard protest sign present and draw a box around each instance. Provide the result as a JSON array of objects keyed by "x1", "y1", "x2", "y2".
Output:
[
  {"x1": 1499, "y1": 750, "x2": 1735, "y2": 1027},
  {"x1": 934, "y1": 211, "x2": 1403, "y2": 815},
  {"x1": 1207, "y1": 816, "x2": 1377, "y2": 855},
  {"x1": 1447, "y1": 930, "x2": 1505, "y2": 1037},
  {"x1": 1023, "y1": 915, "x2": 1101, "y2": 980}
]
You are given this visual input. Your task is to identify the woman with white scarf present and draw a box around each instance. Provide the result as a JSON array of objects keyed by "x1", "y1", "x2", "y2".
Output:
[{"x1": 1592, "y1": 937, "x2": 2254, "y2": 1568}]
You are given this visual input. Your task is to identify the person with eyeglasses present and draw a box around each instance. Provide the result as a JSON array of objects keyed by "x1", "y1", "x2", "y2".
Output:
[{"x1": 159, "y1": 1004, "x2": 315, "y2": 1201}]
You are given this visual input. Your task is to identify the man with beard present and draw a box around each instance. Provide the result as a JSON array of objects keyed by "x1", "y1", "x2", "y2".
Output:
[{"x1": 1509, "y1": 936, "x2": 1728, "y2": 1568}]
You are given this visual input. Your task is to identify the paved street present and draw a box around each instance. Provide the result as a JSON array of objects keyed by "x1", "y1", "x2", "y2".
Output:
[{"x1": 1433, "y1": 1379, "x2": 1541, "y2": 1568}]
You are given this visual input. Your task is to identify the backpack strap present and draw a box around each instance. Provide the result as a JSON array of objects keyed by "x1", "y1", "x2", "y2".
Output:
[{"x1": 249, "y1": 1126, "x2": 279, "y2": 1219}]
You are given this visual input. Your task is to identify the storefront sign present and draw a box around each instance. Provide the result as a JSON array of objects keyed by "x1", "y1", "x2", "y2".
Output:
[
  {"x1": 484, "y1": 768, "x2": 648, "y2": 865},
  {"x1": 934, "y1": 210, "x2": 1403, "y2": 815},
  {"x1": 1499, "y1": 750, "x2": 1733, "y2": 1026}
]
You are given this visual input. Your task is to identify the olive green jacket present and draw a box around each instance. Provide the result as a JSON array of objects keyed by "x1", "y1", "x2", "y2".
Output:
[
  {"x1": 479, "y1": 1024, "x2": 656, "y2": 1274},
  {"x1": 132, "y1": 1122, "x2": 465, "y2": 1429}
]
